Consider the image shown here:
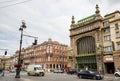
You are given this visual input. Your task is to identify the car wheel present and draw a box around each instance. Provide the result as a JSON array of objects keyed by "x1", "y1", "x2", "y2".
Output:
[
  {"x1": 27, "y1": 72, "x2": 30, "y2": 76},
  {"x1": 35, "y1": 73, "x2": 38, "y2": 76},
  {"x1": 78, "y1": 75, "x2": 82, "y2": 79},
  {"x1": 115, "y1": 74, "x2": 120, "y2": 77},
  {"x1": 40, "y1": 72, "x2": 44, "y2": 76},
  {"x1": 93, "y1": 76, "x2": 96, "y2": 80}
]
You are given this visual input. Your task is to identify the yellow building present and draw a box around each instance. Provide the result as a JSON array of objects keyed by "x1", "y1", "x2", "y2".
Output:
[{"x1": 103, "y1": 11, "x2": 120, "y2": 72}]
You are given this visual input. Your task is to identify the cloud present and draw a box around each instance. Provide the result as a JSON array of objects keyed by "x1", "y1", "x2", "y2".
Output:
[{"x1": 0, "y1": 0, "x2": 120, "y2": 55}]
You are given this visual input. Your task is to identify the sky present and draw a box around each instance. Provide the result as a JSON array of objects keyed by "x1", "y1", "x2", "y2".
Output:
[{"x1": 0, "y1": 0, "x2": 120, "y2": 56}]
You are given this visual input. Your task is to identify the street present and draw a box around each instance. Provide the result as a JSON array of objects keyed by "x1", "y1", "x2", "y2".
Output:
[{"x1": 0, "y1": 71, "x2": 120, "y2": 81}]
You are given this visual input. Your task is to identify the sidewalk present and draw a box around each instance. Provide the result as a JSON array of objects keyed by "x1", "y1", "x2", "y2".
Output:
[
  {"x1": 104, "y1": 74, "x2": 120, "y2": 81},
  {"x1": 0, "y1": 76, "x2": 32, "y2": 81}
]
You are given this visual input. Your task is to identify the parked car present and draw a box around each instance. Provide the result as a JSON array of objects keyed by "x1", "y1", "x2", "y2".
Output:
[
  {"x1": 114, "y1": 71, "x2": 120, "y2": 77},
  {"x1": 77, "y1": 70, "x2": 103, "y2": 80},
  {"x1": 67, "y1": 69, "x2": 77, "y2": 74},
  {"x1": 9, "y1": 69, "x2": 16, "y2": 73},
  {"x1": 53, "y1": 69, "x2": 64, "y2": 73}
]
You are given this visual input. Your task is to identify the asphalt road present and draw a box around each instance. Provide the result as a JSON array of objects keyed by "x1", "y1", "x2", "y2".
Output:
[{"x1": 1, "y1": 71, "x2": 120, "y2": 81}]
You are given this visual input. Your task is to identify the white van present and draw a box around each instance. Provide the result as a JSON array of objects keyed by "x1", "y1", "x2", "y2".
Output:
[{"x1": 27, "y1": 64, "x2": 45, "y2": 76}]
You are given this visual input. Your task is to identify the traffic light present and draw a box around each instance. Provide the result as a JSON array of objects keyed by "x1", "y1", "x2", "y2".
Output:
[
  {"x1": 33, "y1": 39, "x2": 37, "y2": 45},
  {"x1": 20, "y1": 59, "x2": 23, "y2": 64},
  {"x1": 5, "y1": 51, "x2": 7, "y2": 55}
]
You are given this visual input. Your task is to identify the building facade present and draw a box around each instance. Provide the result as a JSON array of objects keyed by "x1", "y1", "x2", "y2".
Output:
[
  {"x1": 14, "y1": 38, "x2": 68, "y2": 72},
  {"x1": 0, "y1": 55, "x2": 14, "y2": 70},
  {"x1": 69, "y1": 4, "x2": 120, "y2": 74}
]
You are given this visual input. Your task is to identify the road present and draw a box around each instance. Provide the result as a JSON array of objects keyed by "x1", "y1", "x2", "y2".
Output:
[{"x1": 1, "y1": 71, "x2": 120, "y2": 81}]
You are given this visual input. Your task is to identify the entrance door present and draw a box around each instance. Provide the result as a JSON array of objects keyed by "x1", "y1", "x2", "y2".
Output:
[{"x1": 105, "y1": 62, "x2": 115, "y2": 74}]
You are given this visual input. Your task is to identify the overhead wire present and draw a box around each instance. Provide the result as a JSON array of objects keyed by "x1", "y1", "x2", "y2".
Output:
[
  {"x1": 0, "y1": 0, "x2": 19, "y2": 3},
  {"x1": 0, "y1": 0, "x2": 32, "y2": 9}
]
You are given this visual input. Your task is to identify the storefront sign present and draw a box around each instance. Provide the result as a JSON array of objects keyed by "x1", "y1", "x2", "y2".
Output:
[{"x1": 103, "y1": 55, "x2": 113, "y2": 62}]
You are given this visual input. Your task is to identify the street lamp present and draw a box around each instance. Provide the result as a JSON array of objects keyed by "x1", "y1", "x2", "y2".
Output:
[
  {"x1": 15, "y1": 20, "x2": 26, "y2": 78},
  {"x1": 62, "y1": 51, "x2": 64, "y2": 71}
]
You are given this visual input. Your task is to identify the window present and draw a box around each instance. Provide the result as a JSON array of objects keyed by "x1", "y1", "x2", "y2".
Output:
[
  {"x1": 103, "y1": 21, "x2": 109, "y2": 27},
  {"x1": 115, "y1": 23, "x2": 119, "y2": 29},
  {"x1": 116, "y1": 32, "x2": 120, "y2": 38},
  {"x1": 104, "y1": 46, "x2": 112, "y2": 52},
  {"x1": 118, "y1": 44, "x2": 120, "y2": 50},
  {"x1": 104, "y1": 35, "x2": 111, "y2": 41},
  {"x1": 104, "y1": 28, "x2": 110, "y2": 33}
]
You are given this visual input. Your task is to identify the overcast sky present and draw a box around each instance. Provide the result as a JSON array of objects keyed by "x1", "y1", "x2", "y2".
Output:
[{"x1": 0, "y1": 0, "x2": 120, "y2": 56}]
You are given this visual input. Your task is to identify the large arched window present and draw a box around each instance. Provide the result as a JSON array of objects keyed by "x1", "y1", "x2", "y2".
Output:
[{"x1": 77, "y1": 36, "x2": 96, "y2": 54}]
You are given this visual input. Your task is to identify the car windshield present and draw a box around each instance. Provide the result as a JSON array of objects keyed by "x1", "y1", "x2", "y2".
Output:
[
  {"x1": 35, "y1": 67, "x2": 42, "y2": 70},
  {"x1": 89, "y1": 71, "x2": 95, "y2": 73}
]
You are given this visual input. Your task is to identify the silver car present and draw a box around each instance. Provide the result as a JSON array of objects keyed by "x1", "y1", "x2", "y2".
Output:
[{"x1": 9, "y1": 69, "x2": 16, "y2": 73}]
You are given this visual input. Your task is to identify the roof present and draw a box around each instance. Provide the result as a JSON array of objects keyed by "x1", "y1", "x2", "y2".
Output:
[
  {"x1": 104, "y1": 10, "x2": 120, "y2": 17},
  {"x1": 77, "y1": 14, "x2": 95, "y2": 24}
]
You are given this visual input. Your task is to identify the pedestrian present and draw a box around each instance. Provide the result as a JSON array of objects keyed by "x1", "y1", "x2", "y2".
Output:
[
  {"x1": 98, "y1": 69, "x2": 102, "y2": 75},
  {"x1": 0, "y1": 68, "x2": 3, "y2": 73}
]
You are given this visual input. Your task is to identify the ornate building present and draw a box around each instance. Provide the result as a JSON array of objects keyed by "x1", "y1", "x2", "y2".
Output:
[
  {"x1": 15, "y1": 38, "x2": 68, "y2": 72},
  {"x1": 69, "y1": 4, "x2": 120, "y2": 74}
]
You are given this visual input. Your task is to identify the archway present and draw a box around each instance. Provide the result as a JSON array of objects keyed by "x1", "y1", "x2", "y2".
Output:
[{"x1": 76, "y1": 36, "x2": 97, "y2": 71}]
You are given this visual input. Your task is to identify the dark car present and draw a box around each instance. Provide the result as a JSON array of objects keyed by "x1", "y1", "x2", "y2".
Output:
[
  {"x1": 77, "y1": 70, "x2": 103, "y2": 80},
  {"x1": 67, "y1": 69, "x2": 77, "y2": 74}
]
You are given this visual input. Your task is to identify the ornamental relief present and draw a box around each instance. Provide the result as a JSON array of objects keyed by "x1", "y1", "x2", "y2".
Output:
[
  {"x1": 73, "y1": 30, "x2": 97, "y2": 44},
  {"x1": 70, "y1": 22, "x2": 100, "y2": 36}
]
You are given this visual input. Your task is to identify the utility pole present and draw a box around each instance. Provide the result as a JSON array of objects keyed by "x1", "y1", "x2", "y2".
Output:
[
  {"x1": 62, "y1": 51, "x2": 64, "y2": 71},
  {"x1": 15, "y1": 20, "x2": 26, "y2": 78}
]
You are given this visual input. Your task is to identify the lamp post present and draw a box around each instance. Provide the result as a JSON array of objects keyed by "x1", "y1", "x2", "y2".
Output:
[
  {"x1": 15, "y1": 20, "x2": 26, "y2": 78},
  {"x1": 62, "y1": 51, "x2": 64, "y2": 71}
]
